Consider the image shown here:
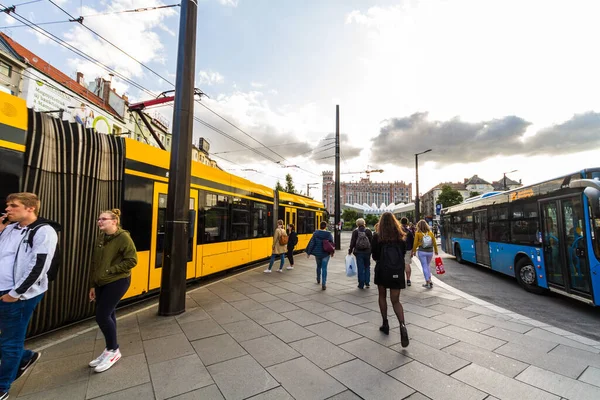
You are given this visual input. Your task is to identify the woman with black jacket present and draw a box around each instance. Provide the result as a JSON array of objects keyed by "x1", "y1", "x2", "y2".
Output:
[{"x1": 286, "y1": 224, "x2": 298, "y2": 269}]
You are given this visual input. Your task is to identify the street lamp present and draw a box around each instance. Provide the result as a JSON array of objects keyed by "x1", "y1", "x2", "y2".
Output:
[
  {"x1": 503, "y1": 169, "x2": 518, "y2": 191},
  {"x1": 414, "y1": 149, "x2": 432, "y2": 222}
]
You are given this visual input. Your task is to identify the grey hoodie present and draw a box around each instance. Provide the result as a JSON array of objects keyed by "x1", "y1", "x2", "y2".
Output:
[{"x1": 0, "y1": 220, "x2": 58, "y2": 299}]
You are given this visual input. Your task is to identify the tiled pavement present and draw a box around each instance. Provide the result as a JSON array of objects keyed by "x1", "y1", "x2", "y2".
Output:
[{"x1": 11, "y1": 242, "x2": 600, "y2": 399}]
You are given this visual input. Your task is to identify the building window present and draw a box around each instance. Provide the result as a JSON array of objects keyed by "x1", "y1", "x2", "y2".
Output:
[{"x1": 0, "y1": 61, "x2": 11, "y2": 77}]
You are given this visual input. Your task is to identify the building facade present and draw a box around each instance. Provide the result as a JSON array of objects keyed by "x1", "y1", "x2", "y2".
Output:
[{"x1": 322, "y1": 171, "x2": 412, "y2": 215}]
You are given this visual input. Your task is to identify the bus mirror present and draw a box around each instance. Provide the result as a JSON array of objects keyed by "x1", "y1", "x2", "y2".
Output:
[{"x1": 570, "y1": 179, "x2": 600, "y2": 217}]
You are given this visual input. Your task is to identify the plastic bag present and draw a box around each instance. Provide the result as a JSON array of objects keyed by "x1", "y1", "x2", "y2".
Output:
[
  {"x1": 435, "y1": 256, "x2": 445, "y2": 274},
  {"x1": 345, "y1": 254, "x2": 357, "y2": 277}
]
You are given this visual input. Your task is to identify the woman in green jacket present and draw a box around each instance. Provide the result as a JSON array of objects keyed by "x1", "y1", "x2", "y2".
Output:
[{"x1": 88, "y1": 209, "x2": 137, "y2": 373}]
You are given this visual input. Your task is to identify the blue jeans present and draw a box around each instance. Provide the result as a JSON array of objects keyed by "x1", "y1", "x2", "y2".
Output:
[
  {"x1": 316, "y1": 255, "x2": 330, "y2": 284},
  {"x1": 0, "y1": 291, "x2": 44, "y2": 392},
  {"x1": 355, "y1": 252, "x2": 371, "y2": 288},
  {"x1": 268, "y1": 253, "x2": 285, "y2": 270},
  {"x1": 418, "y1": 251, "x2": 434, "y2": 282}
]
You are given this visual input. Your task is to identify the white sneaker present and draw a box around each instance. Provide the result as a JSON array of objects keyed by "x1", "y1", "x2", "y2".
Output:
[
  {"x1": 277, "y1": 269, "x2": 283, "y2": 273},
  {"x1": 89, "y1": 348, "x2": 109, "y2": 368},
  {"x1": 94, "y1": 349, "x2": 121, "y2": 373},
  {"x1": 264, "y1": 269, "x2": 272, "y2": 273},
  {"x1": 286, "y1": 266, "x2": 294, "y2": 270}
]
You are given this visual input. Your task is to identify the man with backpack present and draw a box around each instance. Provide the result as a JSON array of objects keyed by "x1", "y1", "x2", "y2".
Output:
[
  {"x1": 0, "y1": 192, "x2": 59, "y2": 399},
  {"x1": 348, "y1": 218, "x2": 373, "y2": 289}
]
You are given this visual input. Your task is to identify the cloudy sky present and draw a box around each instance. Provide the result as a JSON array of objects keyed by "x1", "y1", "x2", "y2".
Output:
[{"x1": 4, "y1": 0, "x2": 600, "y2": 202}]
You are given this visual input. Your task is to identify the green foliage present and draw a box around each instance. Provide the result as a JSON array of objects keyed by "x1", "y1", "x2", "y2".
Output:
[
  {"x1": 284, "y1": 174, "x2": 296, "y2": 193},
  {"x1": 365, "y1": 214, "x2": 379, "y2": 227},
  {"x1": 437, "y1": 185, "x2": 463, "y2": 207},
  {"x1": 341, "y1": 209, "x2": 358, "y2": 226},
  {"x1": 469, "y1": 191, "x2": 481, "y2": 198},
  {"x1": 275, "y1": 181, "x2": 284, "y2": 191}
]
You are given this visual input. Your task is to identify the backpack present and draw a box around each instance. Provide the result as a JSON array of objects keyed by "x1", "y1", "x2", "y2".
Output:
[
  {"x1": 279, "y1": 230, "x2": 289, "y2": 246},
  {"x1": 378, "y1": 243, "x2": 405, "y2": 285},
  {"x1": 27, "y1": 224, "x2": 61, "y2": 282},
  {"x1": 421, "y1": 233, "x2": 433, "y2": 249},
  {"x1": 355, "y1": 230, "x2": 371, "y2": 251}
]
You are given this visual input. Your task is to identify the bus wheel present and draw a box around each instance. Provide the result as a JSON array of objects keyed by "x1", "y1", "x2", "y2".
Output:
[
  {"x1": 454, "y1": 244, "x2": 465, "y2": 264},
  {"x1": 515, "y1": 257, "x2": 546, "y2": 294}
]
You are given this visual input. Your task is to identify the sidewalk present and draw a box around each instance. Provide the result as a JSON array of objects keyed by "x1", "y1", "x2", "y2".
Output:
[{"x1": 10, "y1": 248, "x2": 600, "y2": 399}]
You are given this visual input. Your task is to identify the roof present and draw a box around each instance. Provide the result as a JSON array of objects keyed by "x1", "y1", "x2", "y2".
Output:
[
  {"x1": 0, "y1": 33, "x2": 122, "y2": 119},
  {"x1": 465, "y1": 174, "x2": 491, "y2": 185},
  {"x1": 432, "y1": 182, "x2": 466, "y2": 191}
]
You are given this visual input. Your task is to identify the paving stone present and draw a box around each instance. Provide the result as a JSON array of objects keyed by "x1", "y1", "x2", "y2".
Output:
[
  {"x1": 403, "y1": 393, "x2": 432, "y2": 400},
  {"x1": 326, "y1": 301, "x2": 370, "y2": 315},
  {"x1": 282, "y1": 309, "x2": 327, "y2": 326},
  {"x1": 436, "y1": 325, "x2": 506, "y2": 351},
  {"x1": 319, "y1": 310, "x2": 367, "y2": 327},
  {"x1": 481, "y1": 326, "x2": 558, "y2": 352},
  {"x1": 462, "y1": 304, "x2": 508, "y2": 317},
  {"x1": 565, "y1": 333, "x2": 600, "y2": 347},
  {"x1": 470, "y1": 314, "x2": 533, "y2": 333},
  {"x1": 93, "y1": 332, "x2": 144, "y2": 358},
  {"x1": 444, "y1": 341, "x2": 528, "y2": 378},
  {"x1": 143, "y1": 332, "x2": 196, "y2": 365},
  {"x1": 276, "y1": 292, "x2": 311, "y2": 303},
  {"x1": 429, "y1": 303, "x2": 479, "y2": 319},
  {"x1": 267, "y1": 357, "x2": 346, "y2": 400},
  {"x1": 169, "y1": 384, "x2": 224, "y2": 399},
  {"x1": 325, "y1": 390, "x2": 363, "y2": 399},
  {"x1": 263, "y1": 319, "x2": 316, "y2": 343},
  {"x1": 149, "y1": 354, "x2": 213, "y2": 400},
  {"x1": 402, "y1": 303, "x2": 443, "y2": 318},
  {"x1": 525, "y1": 328, "x2": 600, "y2": 353},
  {"x1": 404, "y1": 311, "x2": 448, "y2": 331},
  {"x1": 306, "y1": 321, "x2": 362, "y2": 345},
  {"x1": 221, "y1": 319, "x2": 271, "y2": 342},
  {"x1": 192, "y1": 334, "x2": 247, "y2": 365},
  {"x1": 305, "y1": 293, "x2": 350, "y2": 305},
  {"x1": 340, "y1": 337, "x2": 412, "y2": 372},
  {"x1": 208, "y1": 355, "x2": 278, "y2": 400},
  {"x1": 139, "y1": 318, "x2": 184, "y2": 340},
  {"x1": 516, "y1": 365, "x2": 600, "y2": 400},
  {"x1": 248, "y1": 292, "x2": 281, "y2": 302},
  {"x1": 229, "y1": 299, "x2": 267, "y2": 312},
  {"x1": 12, "y1": 381, "x2": 88, "y2": 400},
  {"x1": 289, "y1": 336, "x2": 355, "y2": 369},
  {"x1": 405, "y1": 323, "x2": 459, "y2": 350},
  {"x1": 206, "y1": 305, "x2": 249, "y2": 325},
  {"x1": 334, "y1": 294, "x2": 373, "y2": 305},
  {"x1": 389, "y1": 361, "x2": 486, "y2": 400},
  {"x1": 262, "y1": 285, "x2": 292, "y2": 295},
  {"x1": 549, "y1": 344, "x2": 600, "y2": 369},
  {"x1": 246, "y1": 386, "x2": 294, "y2": 400},
  {"x1": 244, "y1": 308, "x2": 288, "y2": 324},
  {"x1": 453, "y1": 364, "x2": 560, "y2": 400},
  {"x1": 217, "y1": 291, "x2": 249, "y2": 302},
  {"x1": 433, "y1": 313, "x2": 491, "y2": 332},
  {"x1": 348, "y1": 322, "x2": 402, "y2": 347},
  {"x1": 494, "y1": 341, "x2": 588, "y2": 379},
  {"x1": 239, "y1": 335, "x2": 301, "y2": 367},
  {"x1": 579, "y1": 366, "x2": 600, "y2": 387},
  {"x1": 296, "y1": 300, "x2": 337, "y2": 314},
  {"x1": 86, "y1": 353, "x2": 150, "y2": 398},
  {"x1": 179, "y1": 318, "x2": 226, "y2": 341},
  {"x1": 354, "y1": 310, "x2": 400, "y2": 329},
  {"x1": 262, "y1": 299, "x2": 300, "y2": 313},
  {"x1": 390, "y1": 339, "x2": 470, "y2": 375},
  {"x1": 235, "y1": 285, "x2": 265, "y2": 295},
  {"x1": 209, "y1": 283, "x2": 238, "y2": 294},
  {"x1": 18, "y1": 352, "x2": 92, "y2": 396},
  {"x1": 175, "y1": 307, "x2": 212, "y2": 324},
  {"x1": 39, "y1": 331, "x2": 96, "y2": 361}
]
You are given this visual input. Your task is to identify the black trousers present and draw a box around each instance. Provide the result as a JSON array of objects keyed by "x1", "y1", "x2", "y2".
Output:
[
  {"x1": 287, "y1": 247, "x2": 295, "y2": 266},
  {"x1": 95, "y1": 276, "x2": 131, "y2": 351}
]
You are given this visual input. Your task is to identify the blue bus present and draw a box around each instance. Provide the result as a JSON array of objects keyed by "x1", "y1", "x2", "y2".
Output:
[{"x1": 441, "y1": 169, "x2": 600, "y2": 305}]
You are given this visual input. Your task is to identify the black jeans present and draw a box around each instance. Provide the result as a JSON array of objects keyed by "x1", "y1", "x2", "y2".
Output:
[
  {"x1": 287, "y1": 247, "x2": 295, "y2": 266},
  {"x1": 95, "y1": 276, "x2": 131, "y2": 351}
]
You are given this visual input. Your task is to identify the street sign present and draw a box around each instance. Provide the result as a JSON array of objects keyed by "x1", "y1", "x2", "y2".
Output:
[{"x1": 436, "y1": 203, "x2": 442, "y2": 215}]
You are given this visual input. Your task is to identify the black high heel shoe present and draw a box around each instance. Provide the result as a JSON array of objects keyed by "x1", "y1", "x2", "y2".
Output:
[{"x1": 379, "y1": 320, "x2": 389, "y2": 335}]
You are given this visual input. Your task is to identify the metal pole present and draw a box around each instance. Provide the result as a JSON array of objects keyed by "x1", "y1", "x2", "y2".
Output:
[
  {"x1": 334, "y1": 105, "x2": 341, "y2": 250},
  {"x1": 158, "y1": 0, "x2": 197, "y2": 316},
  {"x1": 503, "y1": 173, "x2": 507, "y2": 191},
  {"x1": 415, "y1": 153, "x2": 420, "y2": 222}
]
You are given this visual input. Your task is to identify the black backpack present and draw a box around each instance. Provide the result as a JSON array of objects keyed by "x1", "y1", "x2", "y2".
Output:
[
  {"x1": 27, "y1": 224, "x2": 61, "y2": 282},
  {"x1": 355, "y1": 230, "x2": 371, "y2": 251},
  {"x1": 378, "y1": 243, "x2": 405, "y2": 285}
]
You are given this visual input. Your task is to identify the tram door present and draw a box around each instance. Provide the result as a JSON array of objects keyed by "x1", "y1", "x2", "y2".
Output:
[
  {"x1": 473, "y1": 210, "x2": 490, "y2": 266},
  {"x1": 540, "y1": 196, "x2": 591, "y2": 297},
  {"x1": 285, "y1": 207, "x2": 297, "y2": 229},
  {"x1": 149, "y1": 182, "x2": 198, "y2": 290}
]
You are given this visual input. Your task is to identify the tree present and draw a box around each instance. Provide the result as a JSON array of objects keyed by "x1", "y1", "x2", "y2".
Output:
[
  {"x1": 275, "y1": 181, "x2": 284, "y2": 191},
  {"x1": 469, "y1": 191, "x2": 481, "y2": 198},
  {"x1": 365, "y1": 214, "x2": 379, "y2": 227},
  {"x1": 341, "y1": 209, "x2": 358, "y2": 226},
  {"x1": 437, "y1": 185, "x2": 463, "y2": 208},
  {"x1": 284, "y1": 173, "x2": 296, "y2": 194}
]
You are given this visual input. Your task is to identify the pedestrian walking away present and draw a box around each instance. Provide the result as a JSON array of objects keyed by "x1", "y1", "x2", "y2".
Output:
[
  {"x1": 286, "y1": 224, "x2": 298, "y2": 270},
  {"x1": 400, "y1": 217, "x2": 414, "y2": 286},
  {"x1": 411, "y1": 219, "x2": 438, "y2": 289},
  {"x1": 348, "y1": 218, "x2": 373, "y2": 289},
  {"x1": 265, "y1": 219, "x2": 287, "y2": 273},
  {"x1": 88, "y1": 209, "x2": 137, "y2": 373},
  {"x1": 371, "y1": 212, "x2": 409, "y2": 347},
  {"x1": 306, "y1": 221, "x2": 335, "y2": 290},
  {"x1": 0, "y1": 193, "x2": 59, "y2": 399}
]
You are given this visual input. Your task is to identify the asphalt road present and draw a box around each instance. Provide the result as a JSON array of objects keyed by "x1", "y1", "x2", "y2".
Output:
[{"x1": 340, "y1": 231, "x2": 600, "y2": 341}]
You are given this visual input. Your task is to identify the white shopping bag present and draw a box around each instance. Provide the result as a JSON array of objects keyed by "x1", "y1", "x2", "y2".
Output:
[{"x1": 345, "y1": 254, "x2": 357, "y2": 277}]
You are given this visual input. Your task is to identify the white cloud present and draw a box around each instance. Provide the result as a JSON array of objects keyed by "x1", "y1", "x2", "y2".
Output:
[
  {"x1": 218, "y1": 0, "x2": 239, "y2": 7},
  {"x1": 250, "y1": 82, "x2": 264, "y2": 88},
  {"x1": 197, "y1": 70, "x2": 224, "y2": 86}
]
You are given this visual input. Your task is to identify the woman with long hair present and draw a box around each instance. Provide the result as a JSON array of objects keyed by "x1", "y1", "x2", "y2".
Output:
[
  {"x1": 286, "y1": 224, "x2": 298, "y2": 270},
  {"x1": 411, "y1": 220, "x2": 438, "y2": 289},
  {"x1": 371, "y1": 212, "x2": 409, "y2": 347},
  {"x1": 88, "y1": 209, "x2": 137, "y2": 373}
]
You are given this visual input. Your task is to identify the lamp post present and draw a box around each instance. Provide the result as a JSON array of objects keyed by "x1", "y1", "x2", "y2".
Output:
[
  {"x1": 503, "y1": 169, "x2": 518, "y2": 191},
  {"x1": 414, "y1": 149, "x2": 432, "y2": 222}
]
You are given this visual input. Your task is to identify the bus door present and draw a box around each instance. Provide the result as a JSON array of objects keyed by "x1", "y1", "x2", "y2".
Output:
[
  {"x1": 540, "y1": 196, "x2": 591, "y2": 297},
  {"x1": 473, "y1": 210, "x2": 490, "y2": 266}
]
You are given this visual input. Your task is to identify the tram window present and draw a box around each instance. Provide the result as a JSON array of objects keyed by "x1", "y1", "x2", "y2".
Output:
[
  {"x1": 306, "y1": 211, "x2": 315, "y2": 233},
  {"x1": 232, "y1": 197, "x2": 250, "y2": 240},
  {"x1": 297, "y1": 210, "x2": 306, "y2": 234},
  {"x1": 252, "y1": 202, "x2": 269, "y2": 238},
  {"x1": 204, "y1": 193, "x2": 229, "y2": 243}
]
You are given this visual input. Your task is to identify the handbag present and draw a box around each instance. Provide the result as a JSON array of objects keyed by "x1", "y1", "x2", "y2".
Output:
[
  {"x1": 322, "y1": 239, "x2": 335, "y2": 254},
  {"x1": 435, "y1": 256, "x2": 445, "y2": 274}
]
